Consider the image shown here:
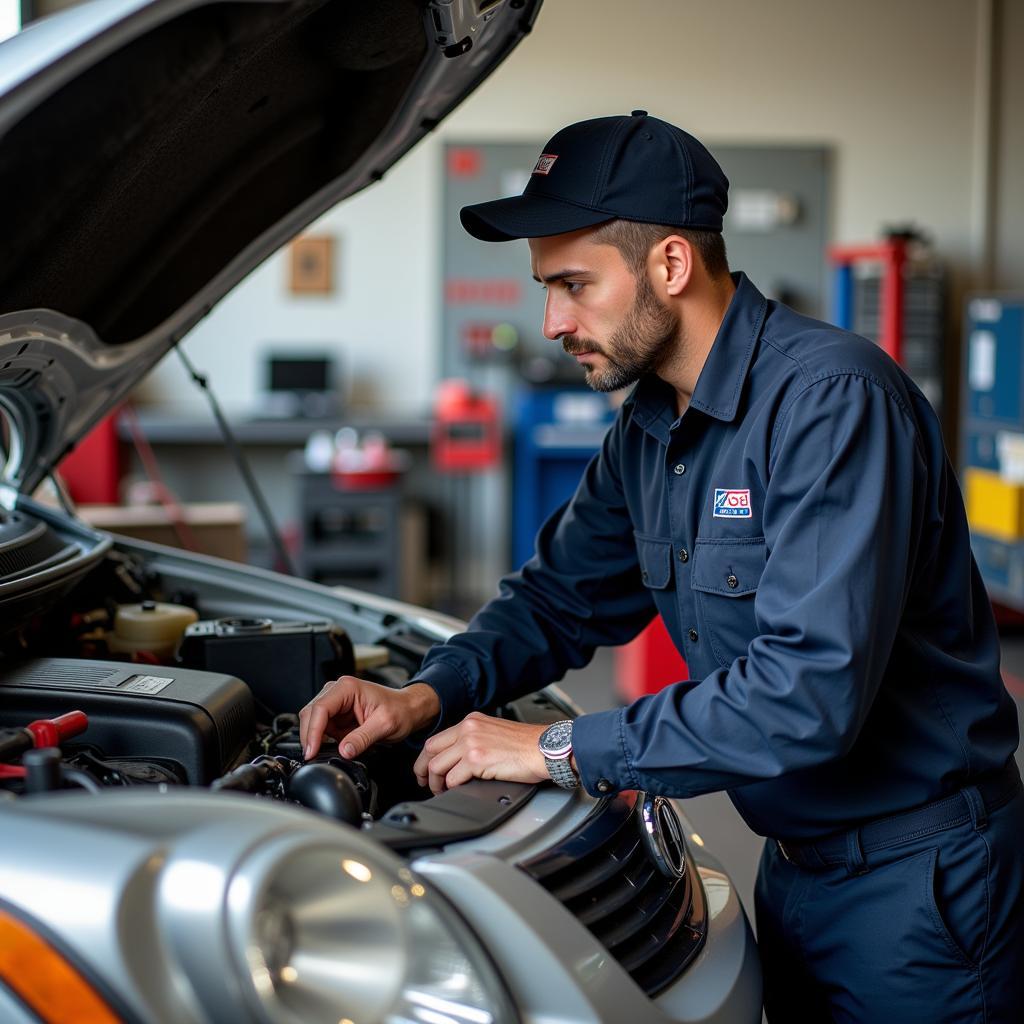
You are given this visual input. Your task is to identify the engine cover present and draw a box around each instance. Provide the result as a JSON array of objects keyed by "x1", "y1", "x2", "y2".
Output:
[
  {"x1": 0, "y1": 658, "x2": 254, "y2": 784},
  {"x1": 178, "y1": 617, "x2": 354, "y2": 715}
]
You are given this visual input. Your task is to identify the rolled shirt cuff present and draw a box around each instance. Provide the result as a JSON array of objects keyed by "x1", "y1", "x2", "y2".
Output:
[{"x1": 571, "y1": 706, "x2": 637, "y2": 796}]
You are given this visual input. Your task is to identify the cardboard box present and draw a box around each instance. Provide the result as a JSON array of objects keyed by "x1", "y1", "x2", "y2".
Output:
[{"x1": 79, "y1": 503, "x2": 247, "y2": 563}]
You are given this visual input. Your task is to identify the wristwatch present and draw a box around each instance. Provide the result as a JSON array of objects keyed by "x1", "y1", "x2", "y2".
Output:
[{"x1": 538, "y1": 719, "x2": 580, "y2": 789}]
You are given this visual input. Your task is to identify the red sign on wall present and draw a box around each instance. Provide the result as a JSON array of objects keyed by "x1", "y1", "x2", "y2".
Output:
[
  {"x1": 447, "y1": 148, "x2": 483, "y2": 177},
  {"x1": 461, "y1": 323, "x2": 495, "y2": 356},
  {"x1": 445, "y1": 278, "x2": 522, "y2": 305}
]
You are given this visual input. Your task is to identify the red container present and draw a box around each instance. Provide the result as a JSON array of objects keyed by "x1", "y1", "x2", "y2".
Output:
[
  {"x1": 330, "y1": 468, "x2": 403, "y2": 490},
  {"x1": 58, "y1": 412, "x2": 120, "y2": 503},
  {"x1": 431, "y1": 380, "x2": 502, "y2": 473},
  {"x1": 615, "y1": 615, "x2": 689, "y2": 702}
]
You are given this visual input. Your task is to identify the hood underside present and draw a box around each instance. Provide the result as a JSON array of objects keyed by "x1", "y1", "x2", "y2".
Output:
[
  {"x1": 3, "y1": 0, "x2": 438, "y2": 344},
  {"x1": 0, "y1": 0, "x2": 540, "y2": 491}
]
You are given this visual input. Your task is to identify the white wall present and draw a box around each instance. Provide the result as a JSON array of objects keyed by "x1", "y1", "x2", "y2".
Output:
[
  {"x1": 142, "y1": 0, "x2": 1016, "y2": 415},
  {"x1": 138, "y1": 149, "x2": 444, "y2": 414},
  {"x1": 0, "y1": 0, "x2": 19, "y2": 43}
]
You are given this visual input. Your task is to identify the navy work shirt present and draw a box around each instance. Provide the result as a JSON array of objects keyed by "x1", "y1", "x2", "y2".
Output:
[{"x1": 414, "y1": 273, "x2": 1019, "y2": 841}]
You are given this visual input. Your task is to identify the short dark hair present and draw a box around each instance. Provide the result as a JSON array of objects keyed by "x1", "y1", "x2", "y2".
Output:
[{"x1": 593, "y1": 219, "x2": 729, "y2": 279}]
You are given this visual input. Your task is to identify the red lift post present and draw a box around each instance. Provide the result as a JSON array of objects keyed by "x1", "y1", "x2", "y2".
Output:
[{"x1": 828, "y1": 237, "x2": 909, "y2": 362}]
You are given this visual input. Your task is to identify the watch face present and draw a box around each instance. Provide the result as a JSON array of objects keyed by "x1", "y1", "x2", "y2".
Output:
[{"x1": 540, "y1": 720, "x2": 573, "y2": 757}]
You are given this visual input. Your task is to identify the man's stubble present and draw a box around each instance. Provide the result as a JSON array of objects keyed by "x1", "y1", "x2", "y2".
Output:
[{"x1": 561, "y1": 271, "x2": 680, "y2": 393}]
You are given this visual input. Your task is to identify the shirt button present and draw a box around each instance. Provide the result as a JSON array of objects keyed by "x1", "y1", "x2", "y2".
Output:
[
  {"x1": 641, "y1": 570, "x2": 649, "y2": 582},
  {"x1": 673, "y1": 463, "x2": 686, "y2": 475},
  {"x1": 596, "y1": 778, "x2": 614, "y2": 794},
  {"x1": 727, "y1": 574, "x2": 739, "y2": 589},
  {"x1": 688, "y1": 628, "x2": 698, "y2": 643},
  {"x1": 678, "y1": 548, "x2": 689, "y2": 563}
]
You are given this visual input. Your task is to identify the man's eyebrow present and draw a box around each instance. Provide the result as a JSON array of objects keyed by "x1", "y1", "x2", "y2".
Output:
[{"x1": 532, "y1": 268, "x2": 590, "y2": 284}]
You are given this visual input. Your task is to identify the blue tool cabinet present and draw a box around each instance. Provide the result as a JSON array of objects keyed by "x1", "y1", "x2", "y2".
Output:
[
  {"x1": 511, "y1": 390, "x2": 617, "y2": 569},
  {"x1": 961, "y1": 296, "x2": 1024, "y2": 608}
]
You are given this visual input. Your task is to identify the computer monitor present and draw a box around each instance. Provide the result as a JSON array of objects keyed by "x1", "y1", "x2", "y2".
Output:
[
  {"x1": 267, "y1": 355, "x2": 331, "y2": 393},
  {"x1": 261, "y1": 353, "x2": 338, "y2": 418}
]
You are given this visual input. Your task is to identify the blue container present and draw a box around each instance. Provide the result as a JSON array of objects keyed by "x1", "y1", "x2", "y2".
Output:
[
  {"x1": 512, "y1": 389, "x2": 617, "y2": 569},
  {"x1": 962, "y1": 299, "x2": 1024, "y2": 430},
  {"x1": 961, "y1": 296, "x2": 1024, "y2": 609},
  {"x1": 970, "y1": 533, "x2": 1024, "y2": 608}
]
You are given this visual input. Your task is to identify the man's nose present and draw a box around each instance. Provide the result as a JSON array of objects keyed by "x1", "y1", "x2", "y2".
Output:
[{"x1": 542, "y1": 293, "x2": 576, "y2": 341}]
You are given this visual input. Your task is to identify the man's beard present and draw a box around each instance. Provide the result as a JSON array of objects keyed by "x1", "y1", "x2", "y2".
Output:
[{"x1": 561, "y1": 272, "x2": 680, "y2": 393}]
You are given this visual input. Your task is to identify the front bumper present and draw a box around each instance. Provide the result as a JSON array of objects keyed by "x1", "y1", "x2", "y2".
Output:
[{"x1": 417, "y1": 789, "x2": 762, "y2": 1024}]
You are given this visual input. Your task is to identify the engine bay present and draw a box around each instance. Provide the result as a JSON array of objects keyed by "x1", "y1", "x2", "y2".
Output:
[
  {"x1": 0, "y1": 643, "x2": 426, "y2": 830},
  {"x1": 0, "y1": 527, "x2": 549, "y2": 837}
]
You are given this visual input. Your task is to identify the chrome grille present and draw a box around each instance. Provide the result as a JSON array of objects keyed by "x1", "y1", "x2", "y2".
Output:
[{"x1": 519, "y1": 791, "x2": 707, "y2": 997}]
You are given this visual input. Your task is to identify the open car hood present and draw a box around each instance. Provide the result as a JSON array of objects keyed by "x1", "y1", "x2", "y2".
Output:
[{"x1": 0, "y1": 0, "x2": 540, "y2": 494}]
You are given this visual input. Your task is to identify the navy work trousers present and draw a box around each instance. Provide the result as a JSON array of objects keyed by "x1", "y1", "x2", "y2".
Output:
[{"x1": 756, "y1": 787, "x2": 1024, "y2": 1022}]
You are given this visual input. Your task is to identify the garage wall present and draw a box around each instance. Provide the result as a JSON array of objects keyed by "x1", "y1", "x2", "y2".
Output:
[
  {"x1": 995, "y1": 0, "x2": 1024, "y2": 290},
  {"x1": 140, "y1": 0, "x2": 1020, "y2": 415}
]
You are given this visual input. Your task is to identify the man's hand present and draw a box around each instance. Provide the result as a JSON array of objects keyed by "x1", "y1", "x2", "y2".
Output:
[
  {"x1": 298, "y1": 677, "x2": 441, "y2": 761},
  {"x1": 412, "y1": 712, "x2": 548, "y2": 795}
]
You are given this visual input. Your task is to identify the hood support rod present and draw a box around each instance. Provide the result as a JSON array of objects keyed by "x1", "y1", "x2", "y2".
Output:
[{"x1": 174, "y1": 344, "x2": 297, "y2": 577}]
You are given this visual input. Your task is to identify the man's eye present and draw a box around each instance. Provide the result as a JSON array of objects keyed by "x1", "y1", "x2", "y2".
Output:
[{"x1": 564, "y1": 281, "x2": 584, "y2": 295}]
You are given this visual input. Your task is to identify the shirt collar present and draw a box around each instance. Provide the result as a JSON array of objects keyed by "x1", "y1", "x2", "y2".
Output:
[{"x1": 626, "y1": 271, "x2": 768, "y2": 436}]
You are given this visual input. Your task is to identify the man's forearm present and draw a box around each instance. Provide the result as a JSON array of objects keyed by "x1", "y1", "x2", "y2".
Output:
[{"x1": 403, "y1": 682, "x2": 442, "y2": 731}]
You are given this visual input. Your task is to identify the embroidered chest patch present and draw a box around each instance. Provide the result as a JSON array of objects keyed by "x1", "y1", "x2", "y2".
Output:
[{"x1": 713, "y1": 488, "x2": 752, "y2": 518}]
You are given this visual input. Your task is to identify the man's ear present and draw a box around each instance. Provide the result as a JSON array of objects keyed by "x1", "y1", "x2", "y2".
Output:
[{"x1": 655, "y1": 236, "x2": 695, "y2": 297}]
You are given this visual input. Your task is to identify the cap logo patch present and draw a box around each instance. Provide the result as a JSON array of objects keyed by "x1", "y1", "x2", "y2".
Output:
[
  {"x1": 532, "y1": 153, "x2": 558, "y2": 175},
  {"x1": 713, "y1": 489, "x2": 752, "y2": 518}
]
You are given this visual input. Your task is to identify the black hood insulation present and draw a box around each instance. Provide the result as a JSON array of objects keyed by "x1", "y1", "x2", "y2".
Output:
[
  {"x1": 0, "y1": 511, "x2": 80, "y2": 583},
  {"x1": 0, "y1": 0, "x2": 426, "y2": 343}
]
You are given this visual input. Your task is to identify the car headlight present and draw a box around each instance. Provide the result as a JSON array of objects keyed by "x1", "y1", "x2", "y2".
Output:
[{"x1": 211, "y1": 837, "x2": 515, "y2": 1024}]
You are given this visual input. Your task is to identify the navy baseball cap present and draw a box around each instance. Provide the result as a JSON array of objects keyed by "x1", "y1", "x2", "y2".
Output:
[{"x1": 460, "y1": 111, "x2": 729, "y2": 242}]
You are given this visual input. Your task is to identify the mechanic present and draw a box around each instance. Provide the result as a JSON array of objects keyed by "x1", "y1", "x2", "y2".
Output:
[{"x1": 299, "y1": 112, "x2": 1024, "y2": 1021}]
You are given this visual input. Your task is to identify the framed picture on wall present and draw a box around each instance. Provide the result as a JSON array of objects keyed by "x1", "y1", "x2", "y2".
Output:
[{"x1": 288, "y1": 235, "x2": 335, "y2": 295}]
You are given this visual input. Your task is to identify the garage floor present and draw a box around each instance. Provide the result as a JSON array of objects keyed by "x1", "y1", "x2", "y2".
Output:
[{"x1": 558, "y1": 635, "x2": 1024, "y2": 930}]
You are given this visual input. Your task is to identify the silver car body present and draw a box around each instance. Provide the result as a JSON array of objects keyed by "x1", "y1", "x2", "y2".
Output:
[{"x1": 0, "y1": 0, "x2": 762, "y2": 1020}]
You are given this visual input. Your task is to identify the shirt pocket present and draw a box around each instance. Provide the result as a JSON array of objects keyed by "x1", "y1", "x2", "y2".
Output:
[
  {"x1": 634, "y1": 532, "x2": 673, "y2": 589},
  {"x1": 691, "y1": 537, "x2": 767, "y2": 665}
]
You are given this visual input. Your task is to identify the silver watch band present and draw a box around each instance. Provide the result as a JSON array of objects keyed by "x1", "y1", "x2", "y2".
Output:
[{"x1": 544, "y1": 754, "x2": 580, "y2": 789}]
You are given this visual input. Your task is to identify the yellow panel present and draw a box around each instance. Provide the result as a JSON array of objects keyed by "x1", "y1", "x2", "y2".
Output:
[{"x1": 965, "y1": 468, "x2": 1024, "y2": 541}]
